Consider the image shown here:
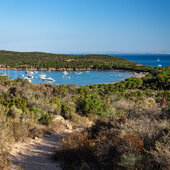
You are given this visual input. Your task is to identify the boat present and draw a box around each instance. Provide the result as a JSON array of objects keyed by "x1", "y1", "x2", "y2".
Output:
[
  {"x1": 158, "y1": 64, "x2": 162, "y2": 67},
  {"x1": 20, "y1": 74, "x2": 24, "y2": 77},
  {"x1": 0, "y1": 73, "x2": 7, "y2": 77},
  {"x1": 157, "y1": 57, "x2": 160, "y2": 62},
  {"x1": 63, "y1": 71, "x2": 68, "y2": 76},
  {"x1": 39, "y1": 74, "x2": 46, "y2": 79},
  {"x1": 75, "y1": 72, "x2": 82, "y2": 75},
  {"x1": 25, "y1": 71, "x2": 34, "y2": 74},
  {"x1": 24, "y1": 76, "x2": 32, "y2": 82},
  {"x1": 62, "y1": 75, "x2": 71, "y2": 79},
  {"x1": 27, "y1": 75, "x2": 33, "y2": 79},
  {"x1": 42, "y1": 77, "x2": 55, "y2": 82}
]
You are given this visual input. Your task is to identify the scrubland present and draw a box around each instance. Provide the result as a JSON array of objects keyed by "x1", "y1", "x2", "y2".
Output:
[{"x1": 0, "y1": 67, "x2": 169, "y2": 169}]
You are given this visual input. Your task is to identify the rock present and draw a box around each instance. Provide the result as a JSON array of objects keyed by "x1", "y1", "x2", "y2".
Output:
[
  {"x1": 34, "y1": 137, "x2": 38, "y2": 140},
  {"x1": 65, "y1": 120, "x2": 72, "y2": 130},
  {"x1": 53, "y1": 115, "x2": 72, "y2": 130},
  {"x1": 53, "y1": 115, "x2": 65, "y2": 123}
]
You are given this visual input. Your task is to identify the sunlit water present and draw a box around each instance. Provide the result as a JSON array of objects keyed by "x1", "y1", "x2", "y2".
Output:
[{"x1": 0, "y1": 70, "x2": 134, "y2": 86}]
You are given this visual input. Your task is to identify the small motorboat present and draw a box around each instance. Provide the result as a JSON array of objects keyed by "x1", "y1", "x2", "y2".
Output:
[
  {"x1": 27, "y1": 75, "x2": 33, "y2": 79},
  {"x1": 42, "y1": 77, "x2": 55, "y2": 82},
  {"x1": 25, "y1": 71, "x2": 34, "y2": 74},
  {"x1": 24, "y1": 76, "x2": 31, "y2": 82},
  {"x1": 39, "y1": 74, "x2": 46, "y2": 79},
  {"x1": 0, "y1": 73, "x2": 8, "y2": 77},
  {"x1": 158, "y1": 64, "x2": 162, "y2": 67},
  {"x1": 75, "y1": 72, "x2": 82, "y2": 75}
]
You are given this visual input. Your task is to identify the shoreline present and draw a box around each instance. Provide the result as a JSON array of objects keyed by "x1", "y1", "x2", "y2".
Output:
[{"x1": 0, "y1": 67, "x2": 143, "y2": 74}]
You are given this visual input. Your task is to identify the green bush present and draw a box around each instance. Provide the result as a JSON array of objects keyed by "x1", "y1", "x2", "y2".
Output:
[
  {"x1": 31, "y1": 106, "x2": 54, "y2": 125},
  {"x1": 61, "y1": 102, "x2": 76, "y2": 119},
  {"x1": 49, "y1": 97, "x2": 62, "y2": 114},
  {"x1": 39, "y1": 113, "x2": 54, "y2": 125},
  {"x1": 79, "y1": 93, "x2": 108, "y2": 116}
]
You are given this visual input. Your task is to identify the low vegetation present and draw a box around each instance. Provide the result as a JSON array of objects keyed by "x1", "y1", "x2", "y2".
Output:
[{"x1": 0, "y1": 64, "x2": 169, "y2": 169}]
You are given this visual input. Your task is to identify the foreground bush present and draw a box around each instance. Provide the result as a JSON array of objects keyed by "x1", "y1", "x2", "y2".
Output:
[{"x1": 55, "y1": 104, "x2": 169, "y2": 170}]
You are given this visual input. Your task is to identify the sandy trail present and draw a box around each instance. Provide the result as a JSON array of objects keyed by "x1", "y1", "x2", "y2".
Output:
[{"x1": 8, "y1": 130, "x2": 72, "y2": 170}]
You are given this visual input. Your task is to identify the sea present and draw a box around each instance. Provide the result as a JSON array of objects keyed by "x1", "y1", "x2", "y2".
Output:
[
  {"x1": 110, "y1": 54, "x2": 170, "y2": 67},
  {"x1": 0, "y1": 54, "x2": 169, "y2": 85}
]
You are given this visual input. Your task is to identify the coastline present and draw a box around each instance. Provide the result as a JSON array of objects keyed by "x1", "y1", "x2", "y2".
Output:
[
  {"x1": 0, "y1": 67, "x2": 146, "y2": 80},
  {"x1": 0, "y1": 67, "x2": 144, "y2": 73}
]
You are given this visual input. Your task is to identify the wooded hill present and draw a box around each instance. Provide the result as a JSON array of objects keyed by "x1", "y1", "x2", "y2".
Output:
[{"x1": 0, "y1": 50, "x2": 162, "y2": 72}]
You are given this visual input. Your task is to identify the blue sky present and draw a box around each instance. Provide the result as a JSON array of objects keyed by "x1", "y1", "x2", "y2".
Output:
[{"x1": 0, "y1": 0, "x2": 170, "y2": 53}]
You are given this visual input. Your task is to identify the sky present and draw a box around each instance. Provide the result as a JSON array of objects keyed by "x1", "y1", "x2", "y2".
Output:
[{"x1": 0, "y1": 0, "x2": 170, "y2": 53}]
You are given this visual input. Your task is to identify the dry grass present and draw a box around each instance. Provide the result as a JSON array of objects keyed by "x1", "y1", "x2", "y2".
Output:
[{"x1": 150, "y1": 133, "x2": 170, "y2": 170}]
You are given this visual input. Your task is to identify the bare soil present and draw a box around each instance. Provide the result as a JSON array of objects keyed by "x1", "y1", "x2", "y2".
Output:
[{"x1": 8, "y1": 129, "x2": 73, "y2": 170}]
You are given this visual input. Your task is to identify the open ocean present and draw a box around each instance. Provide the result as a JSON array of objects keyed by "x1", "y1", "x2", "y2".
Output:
[{"x1": 110, "y1": 54, "x2": 170, "y2": 67}]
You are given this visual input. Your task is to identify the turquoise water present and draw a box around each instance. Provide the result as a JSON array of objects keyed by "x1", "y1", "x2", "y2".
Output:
[
  {"x1": 0, "y1": 70, "x2": 134, "y2": 86},
  {"x1": 1, "y1": 54, "x2": 168, "y2": 85}
]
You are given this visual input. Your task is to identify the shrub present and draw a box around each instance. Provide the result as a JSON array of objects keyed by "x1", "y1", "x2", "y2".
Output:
[
  {"x1": 49, "y1": 97, "x2": 62, "y2": 114},
  {"x1": 39, "y1": 113, "x2": 54, "y2": 125},
  {"x1": 31, "y1": 106, "x2": 54, "y2": 125},
  {"x1": 61, "y1": 102, "x2": 76, "y2": 119},
  {"x1": 79, "y1": 93, "x2": 108, "y2": 116},
  {"x1": 150, "y1": 134, "x2": 170, "y2": 170},
  {"x1": 119, "y1": 153, "x2": 143, "y2": 168}
]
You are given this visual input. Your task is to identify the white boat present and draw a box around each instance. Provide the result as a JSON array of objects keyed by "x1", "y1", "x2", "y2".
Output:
[
  {"x1": 157, "y1": 57, "x2": 160, "y2": 62},
  {"x1": 20, "y1": 74, "x2": 24, "y2": 77},
  {"x1": 62, "y1": 75, "x2": 71, "y2": 79},
  {"x1": 25, "y1": 71, "x2": 34, "y2": 74},
  {"x1": 0, "y1": 73, "x2": 7, "y2": 77},
  {"x1": 27, "y1": 75, "x2": 33, "y2": 79},
  {"x1": 24, "y1": 76, "x2": 32, "y2": 82},
  {"x1": 42, "y1": 77, "x2": 55, "y2": 82},
  {"x1": 75, "y1": 72, "x2": 82, "y2": 75},
  {"x1": 158, "y1": 64, "x2": 162, "y2": 67},
  {"x1": 39, "y1": 74, "x2": 46, "y2": 78},
  {"x1": 63, "y1": 71, "x2": 68, "y2": 76}
]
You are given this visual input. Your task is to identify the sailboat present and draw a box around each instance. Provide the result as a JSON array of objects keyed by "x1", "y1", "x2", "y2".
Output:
[
  {"x1": 63, "y1": 71, "x2": 68, "y2": 76},
  {"x1": 157, "y1": 57, "x2": 160, "y2": 62},
  {"x1": 39, "y1": 67, "x2": 46, "y2": 79}
]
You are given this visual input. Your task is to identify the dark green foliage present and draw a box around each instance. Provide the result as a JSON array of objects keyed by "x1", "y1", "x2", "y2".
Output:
[
  {"x1": 142, "y1": 66, "x2": 170, "y2": 90},
  {"x1": 61, "y1": 102, "x2": 76, "y2": 119},
  {"x1": 39, "y1": 113, "x2": 54, "y2": 125},
  {"x1": 79, "y1": 93, "x2": 108, "y2": 116},
  {"x1": 31, "y1": 106, "x2": 54, "y2": 125},
  {"x1": 0, "y1": 50, "x2": 163, "y2": 73},
  {"x1": 0, "y1": 97, "x2": 27, "y2": 111}
]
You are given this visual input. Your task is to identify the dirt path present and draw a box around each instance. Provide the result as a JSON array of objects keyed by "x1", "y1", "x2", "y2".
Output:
[{"x1": 8, "y1": 130, "x2": 73, "y2": 170}]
